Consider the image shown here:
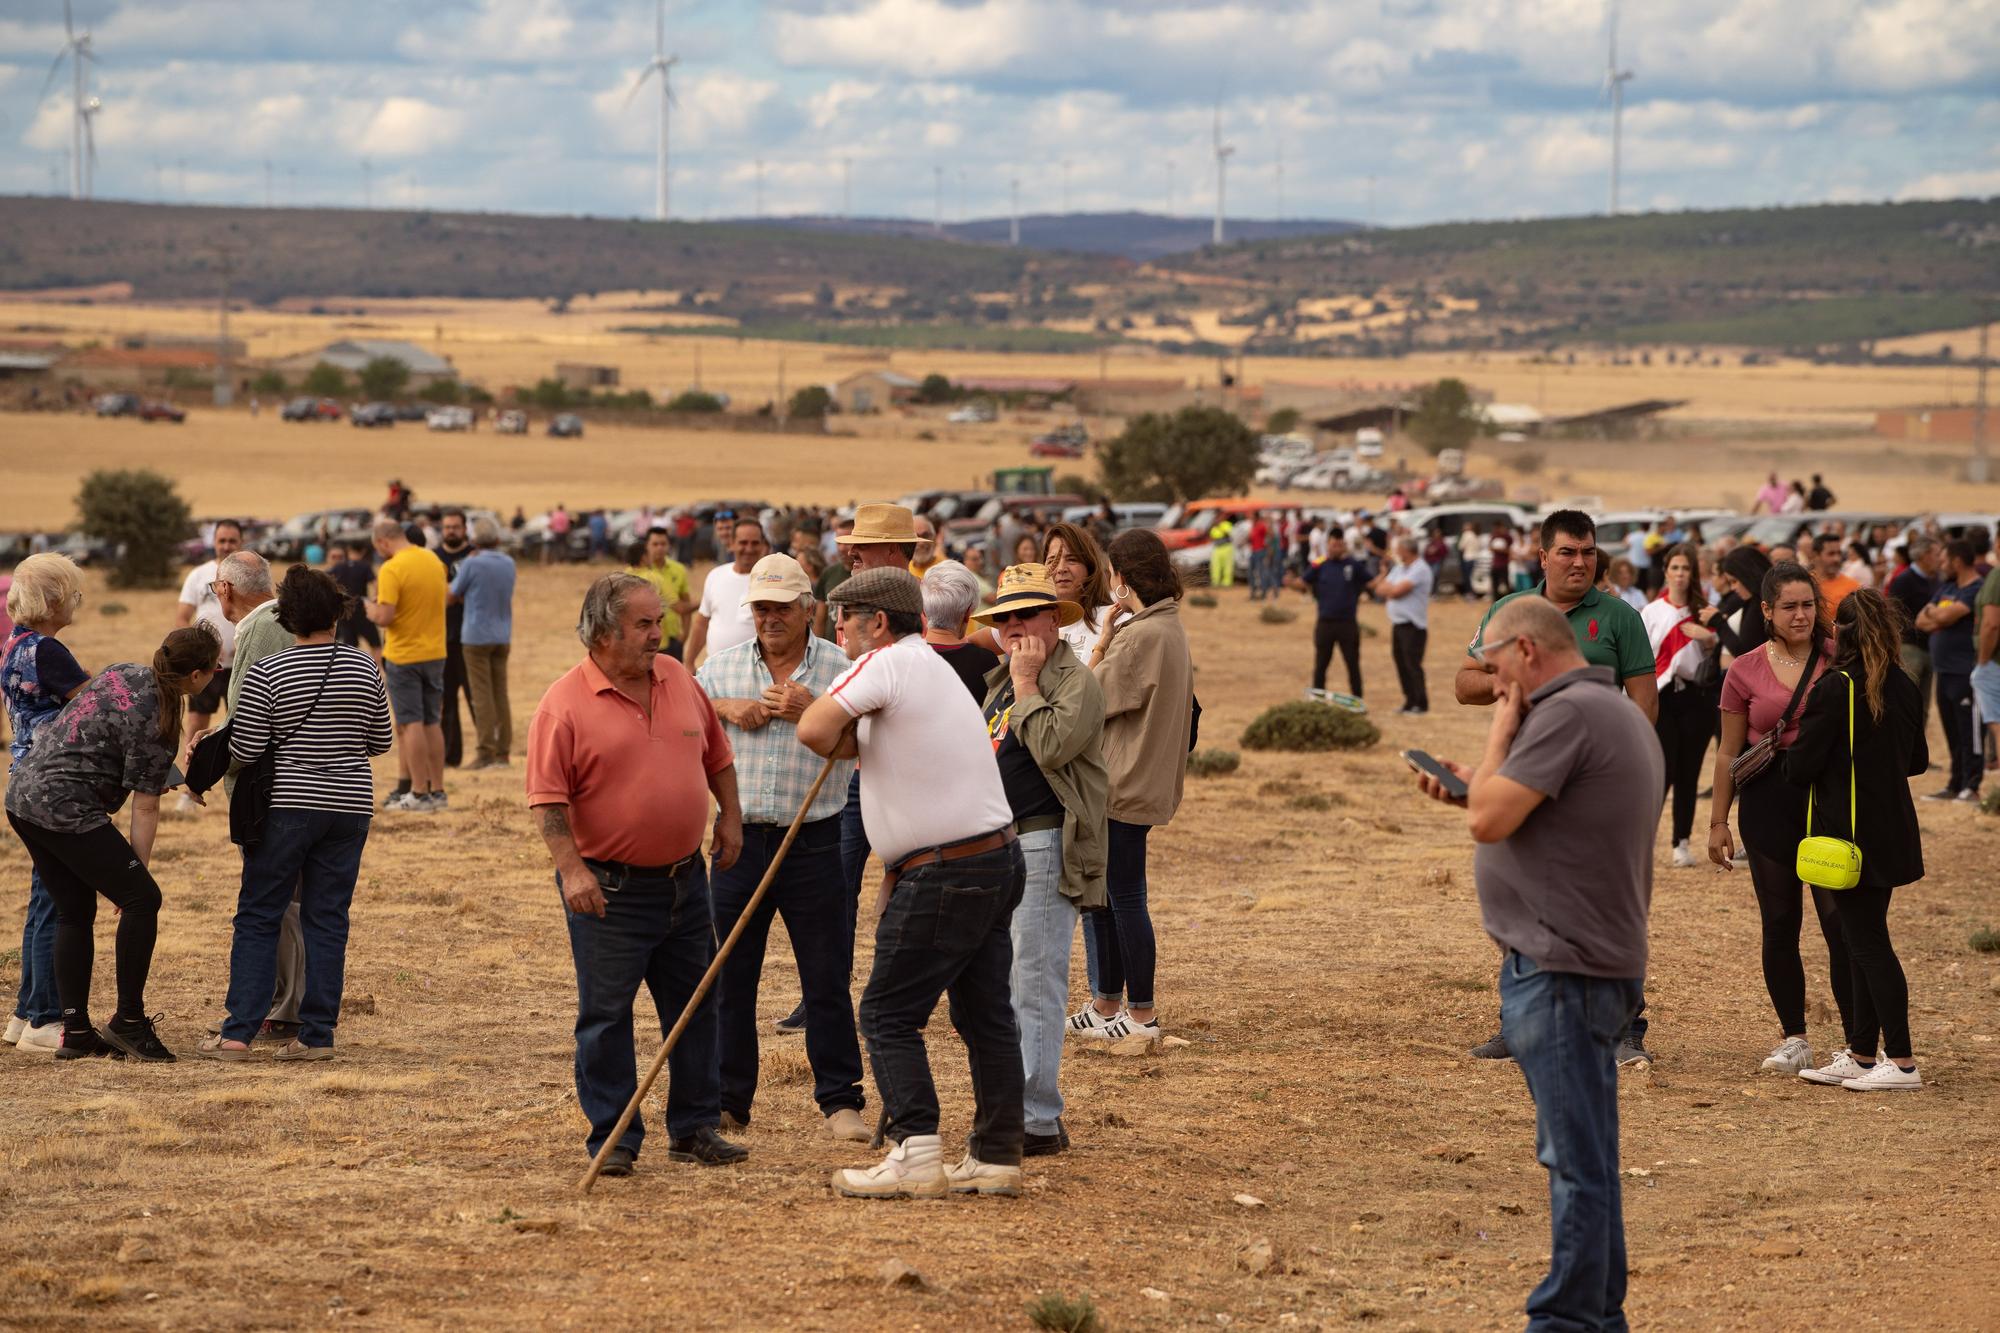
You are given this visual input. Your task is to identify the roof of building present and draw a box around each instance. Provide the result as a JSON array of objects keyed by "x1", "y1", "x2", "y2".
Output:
[
  {"x1": 838, "y1": 370, "x2": 921, "y2": 389},
  {"x1": 0, "y1": 353, "x2": 57, "y2": 372},
  {"x1": 285, "y1": 339, "x2": 455, "y2": 376},
  {"x1": 950, "y1": 375, "x2": 1077, "y2": 394}
]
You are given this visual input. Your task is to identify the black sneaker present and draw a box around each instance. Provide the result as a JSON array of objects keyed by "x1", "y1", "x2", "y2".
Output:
[
  {"x1": 100, "y1": 1014, "x2": 176, "y2": 1063},
  {"x1": 1023, "y1": 1119, "x2": 1071, "y2": 1158},
  {"x1": 1468, "y1": 1032, "x2": 1511, "y2": 1060},
  {"x1": 1922, "y1": 787, "x2": 1959, "y2": 801},
  {"x1": 54, "y1": 1027, "x2": 126, "y2": 1061},
  {"x1": 1615, "y1": 1040, "x2": 1654, "y2": 1068},
  {"x1": 772, "y1": 1002, "x2": 807, "y2": 1035},
  {"x1": 597, "y1": 1145, "x2": 637, "y2": 1178},
  {"x1": 667, "y1": 1126, "x2": 749, "y2": 1166}
]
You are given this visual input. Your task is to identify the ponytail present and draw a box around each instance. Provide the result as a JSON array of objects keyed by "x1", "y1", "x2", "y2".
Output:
[{"x1": 152, "y1": 624, "x2": 223, "y2": 744}]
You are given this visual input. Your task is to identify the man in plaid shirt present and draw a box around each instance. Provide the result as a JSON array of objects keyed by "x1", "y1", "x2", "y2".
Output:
[{"x1": 695, "y1": 554, "x2": 868, "y2": 1143}]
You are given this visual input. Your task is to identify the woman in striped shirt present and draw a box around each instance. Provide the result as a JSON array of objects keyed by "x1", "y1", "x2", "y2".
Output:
[{"x1": 197, "y1": 566, "x2": 393, "y2": 1062}]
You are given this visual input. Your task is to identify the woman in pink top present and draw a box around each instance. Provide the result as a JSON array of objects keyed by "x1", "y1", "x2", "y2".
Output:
[{"x1": 1708, "y1": 562, "x2": 1850, "y2": 1077}]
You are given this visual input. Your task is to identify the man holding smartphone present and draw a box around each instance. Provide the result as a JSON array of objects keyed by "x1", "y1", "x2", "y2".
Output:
[{"x1": 1413, "y1": 596, "x2": 1662, "y2": 1333}]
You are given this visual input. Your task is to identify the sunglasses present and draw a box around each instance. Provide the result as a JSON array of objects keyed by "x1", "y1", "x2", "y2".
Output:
[{"x1": 985, "y1": 609, "x2": 1048, "y2": 625}]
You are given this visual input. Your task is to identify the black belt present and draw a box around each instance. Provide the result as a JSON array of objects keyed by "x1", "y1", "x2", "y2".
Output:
[
  {"x1": 1014, "y1": 813, "x2": 1064, "y2": 835},
  {"x1": 584, "y1": 853, "x2": 700, "y2": 891}
]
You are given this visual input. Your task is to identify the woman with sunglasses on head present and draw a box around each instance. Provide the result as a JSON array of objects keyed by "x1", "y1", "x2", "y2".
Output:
[
  {"x1": 1782, "y1": 589, "x2": 1927, "y2": 1090},
  {"x1": 1643, "y1": 544, "x2": 1718, "y2": 869},
  {"x1": 1707, "y1": 563, "x2": 1849, "y2": 1078}
]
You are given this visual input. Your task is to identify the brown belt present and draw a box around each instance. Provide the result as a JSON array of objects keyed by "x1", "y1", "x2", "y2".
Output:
[{"x1": 875, "y1": 827, "x2": 1017, "y2": 911}]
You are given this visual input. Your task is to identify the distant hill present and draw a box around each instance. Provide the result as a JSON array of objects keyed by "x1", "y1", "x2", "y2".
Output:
[{"x1": 742, "y1": 212, "x2": 1360, "y2": 262}]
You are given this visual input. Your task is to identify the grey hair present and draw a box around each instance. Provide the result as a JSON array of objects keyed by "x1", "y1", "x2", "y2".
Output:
[
  {"x1": 577, "y1": 573, "x2": 655, "y2": 648},
  {"x1": 1904, "y1": 534, "x2": 1938, "y2": 559},
  {"x1": 921, "y1": 560, "x2": 981, "y2": 631},
  {"x1": 1486, "y1": 595, "x2": 1580, "y2": 656},
  {"x1": 1394, "y1": 537, "x2": 1419, "y2": 560},
  {"x1": 217, "y1": 550, "x2": 273, "y2": 597},
  {"x1": 472, "y1": 515, "x2": 503, "y2": 549}
]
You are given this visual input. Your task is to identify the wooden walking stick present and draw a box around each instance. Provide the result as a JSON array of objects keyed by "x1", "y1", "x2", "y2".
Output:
[{"x1": 578, "y1": 751, "x2": 842, "y2": 1194}]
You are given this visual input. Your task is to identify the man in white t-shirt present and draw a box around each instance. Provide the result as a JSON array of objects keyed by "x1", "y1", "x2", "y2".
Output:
[
  {"x1": 175, "y1": 520, "x2": 244, "y2": 801},
  {"x1": 799, "y1": 566, "x2": 1025, "y2": 1202},
  {"x1": 684, "y1": 518, "x2": 767, "y2": 667}
]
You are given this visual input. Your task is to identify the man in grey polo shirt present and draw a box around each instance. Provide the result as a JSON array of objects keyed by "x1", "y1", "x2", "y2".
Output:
[
  {"x1": 1373, "y1": 537, "x2": 1433, "y2": 715},
  {"x1": 1415, "y1": 596, "x2": 1662, "y2": 1333}
]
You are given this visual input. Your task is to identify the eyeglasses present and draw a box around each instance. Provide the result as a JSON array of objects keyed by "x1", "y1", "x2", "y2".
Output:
[
  {"x1": 1470, "y1": 634, "x2": 1525, "y2": 665},
  {"x1": 837, "y1": 605, "x2": 877, "y2": 622},
  {"x1": 985, "y1": 609, "x2": 1047, "y2": 625}
]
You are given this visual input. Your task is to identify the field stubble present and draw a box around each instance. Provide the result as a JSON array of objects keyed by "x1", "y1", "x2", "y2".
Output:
[{"x1": 2, "y1": 567, "x2": 1997, "y2": 1330}]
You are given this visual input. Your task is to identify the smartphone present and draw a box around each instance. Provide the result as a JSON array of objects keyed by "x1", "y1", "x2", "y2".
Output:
[
  {"x1": 1402, "y1": 748, "x2": 1468, "y2": 800},
  {"x1": 165, "y1": 762, "x2": 186, "y2": 790}
]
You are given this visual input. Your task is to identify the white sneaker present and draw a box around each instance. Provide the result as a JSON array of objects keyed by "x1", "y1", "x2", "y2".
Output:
[
  {"x1": 1842, "y1": 1060, "x2": 1922, "y2": 1092},
  {"x1": 2, "y1": 1015, "x2": 23, "y2": 1046},
  {"x1": 382, "y1": 791, "x2": 427, "y2": 812},
  {"x1": 1760, "y1": 1036, "x2": 1812, "y2": 1074},
  {"x1": 1798, "y1": 1049, "x2": 1871, "y2": 1085},
  {"x1": 1085, "y1": 1009, "x2": 1160, "y2": 1042},
  {"x1": 945, "y1": 1154, "x2": 1022, "y2": 1197},
  {"x1": 1956, "y1": 789, "x2": 1981, "y2": 803},
  {"x1": 1672, "y1": 841, "x2": 1697, "y2": 868},
  {"x1": 1065, "y1": 1004, "x2": 1116, "y2": 1039},
  {"x1": 17, "y1": 1020, "x2": 63, "y2": 1052},
  {"x1": 831, "y1": 1134, "x2": 947, "y2": 1199}
]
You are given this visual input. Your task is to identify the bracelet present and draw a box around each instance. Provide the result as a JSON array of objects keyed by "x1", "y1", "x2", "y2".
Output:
[{"x1": 1708, "y1": 819, "x2": 1729, "y2": 827}]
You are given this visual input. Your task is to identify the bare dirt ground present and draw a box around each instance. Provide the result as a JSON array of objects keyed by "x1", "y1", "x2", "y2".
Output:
[{"x1": 4, "y1": 564, "x2": 1998, "y2": 1331}]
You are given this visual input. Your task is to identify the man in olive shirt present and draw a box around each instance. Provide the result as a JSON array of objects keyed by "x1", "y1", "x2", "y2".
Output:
[{"x1": 1975, "y1": 540, "x2": 2000, "y2": 777}]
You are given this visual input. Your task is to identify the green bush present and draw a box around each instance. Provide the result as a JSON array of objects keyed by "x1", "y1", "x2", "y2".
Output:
[
  {"x1": 1186, "y1": 748, "x2": 1240, "y2": 777},
  {"x1": 1026, "y1": 1293, "x2": 1101, "y2": 1333},
  {"x1": 301, "y1": 362, "x2": 347, "y2": 397},
  {"x1": 1265, "y1": 406, "x2": 1301, "y2": 434},
  {"x1": 250, "y1": 368, "x2": 287, "y2": 395},
  {"x1": 787, "y1": 384, "x2": 833, "y2": 418},
  {"x1": 1258, "y1": 605, "x2": 1297, "y2": 624},
  {"x1": 1981, "y1": 789, "x2": 2000, "y2": 817},
  {"x1": 357, "y1": 356, "x2": 411, "y2": 401},
  {"x1": 75, "y1": 469, "x2": 192, "y2": 589},
  {"x1": 666, "y1": 390, "x2": 726, "y2": 414},
  {"x1": 1241, "y1": 701, "x2": 1380, "y2": 752},
  {"x1": 1187, "y1": 592, "x2": 1218, "y2": 608},
  {"x1": 1971, "y1": 926, "x2": 2000, "y2": 954},
  {"x1": 1289, "y1": 791, "x2": 1333, "y2": 811}
]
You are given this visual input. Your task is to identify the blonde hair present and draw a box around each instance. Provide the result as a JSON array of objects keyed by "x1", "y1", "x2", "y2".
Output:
[{"x1": 6, "y1": 553, "x2": 84, "y2": 625}]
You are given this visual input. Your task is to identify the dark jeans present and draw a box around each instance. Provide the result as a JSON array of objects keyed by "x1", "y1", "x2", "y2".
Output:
[
  {"x1": 6, "y1": 815, "x2": 162, "y2": 1032},
  {"x1": 441, "y1": 635, "x2": 468, "y2": 767},
  {"x1": 1936, "y1": 672, "x2": 1979, "y2": 792},
  {"x1": 1090, "y1": 819, "x2": 1156, "y2": 1008},
  {"x1": 858, "y1": 841, "x2": 1025, "y2": 1164},
  {"x1": 1312, "y1": 617, "x2": 1362, "y2": 696},
  {"x1": 1390, "y1": 622, "x2": 1428, "y2": 710},
  {"x1": 1830, "y1": 884, "x2": 1910, "y2": 1059},
  {"x1": 1655, "y1": 682, "x2": 1713, "y2": 844},
  {"x1": 1746, "y1": 844, "x2": 1855, "y2": 1040},
  {"x1": 712, "y1": 817, "x2": 864, "y2": 1120},
  {"x1": 837, "y1": 772, "x2": 868, "y2": 980},
  {"x1": 13, "y1": 866, "x2": 58, "y2": 1026},
  {"x1": 561, "y1": 856, "x2": 721, "y2": 1157},
  {"x1": 1499, "y1": 951, "x2": 1643, "y2": 1333},
  {"x1": 221, "y1": 806, "x2": 370, "y2": 1048}
]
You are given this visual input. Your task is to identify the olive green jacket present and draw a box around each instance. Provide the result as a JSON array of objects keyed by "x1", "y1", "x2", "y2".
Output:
[
  {"x1": 221, "y1": 598, "x2": 295, "y2": 798},
  {"x1": 982, "y1": 638, "x2": 1109, "y2": 910}
]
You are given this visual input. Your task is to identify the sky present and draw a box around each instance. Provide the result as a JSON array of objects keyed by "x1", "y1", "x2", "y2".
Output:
[{"x1": 1, "y1": 0, "x2": 1996, "y2": 229}]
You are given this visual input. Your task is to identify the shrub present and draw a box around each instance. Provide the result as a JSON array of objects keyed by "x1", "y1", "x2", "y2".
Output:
[
  {"x1": 357, "y1": 356, "x2": 411, "y2": 400},
  {"x1": 1981, "y1": 788, "x2": 2000, "y2": 817},
  {"x1": 1971, "y1": 926, "x2": 2000, "y2": 954},
  {"x1": 1241, "y1": 701, "x2": 1380, "y2": 752},
  {"x1": 1026, "y1": 1293, "x2": 1102, "y2": 1333},
  {"x1": 1265, "y1": 406, "x2": 1301, "y2": 434},
  {"x1": 787, "y1": 384, "x2": 833, "y2": 418},
  {"x1": 1258, "y1": 605, "x2": 1297, "y2": 624},
  {"x1": 249, "y1": 368, "x2": 287, "y2": 395},
  {"x1": 74, "y1": 469, "x2": 192, "y2": 589},
  {"x1": 1288, "y1": 791, "x2": 1335, "y2": 811},
  {"x1": 301, "y1": 361, "x2": 347, "y2": 397},
  {"x1": 1187, "y1": 592, "x2": 1218, "y2": 608},
  {"x1": 1186, "y1": 748, "x2": 1240, "y2": 777},
  {"x1": 666, "y1": 390, "x2": 726, "y2": 414}
]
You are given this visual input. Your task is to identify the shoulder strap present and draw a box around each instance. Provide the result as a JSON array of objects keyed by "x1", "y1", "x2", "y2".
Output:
[
  {"x1": 1805, "y1": 668, "x2": 1858, "y2": 841},
  {"x1": 276, "y1": 649, "x2": 339, "y2": 748}
]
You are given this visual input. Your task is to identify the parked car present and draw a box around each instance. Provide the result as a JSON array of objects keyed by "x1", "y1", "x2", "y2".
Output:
[
  {"x1": 137, "y1": 400, "x2": 186, "y2": 423},
  {"x1": 941, "y1": 494, "x2": 1086, "y2": 545},
  {"x1": 394, "y1": 402, "x2": 430, "y2": 422},
  {"x1": 1029, "y1": 437, "x2": 1084, "y2": 459},
  {"x1": 947, "y1": 401, "x2": 997, "y2": 424},
  {"x1": 425, "y1": 406, "x2": 474, "y2": 432},
  {"x1": 281, "y1": 396, "x2": 343, "y2": 421},
  {"x1": 1353, "y1": 427, "x2": 1385, "y2": 460},
  {"x1": 178, "y1": 518, "x2": 275, "y2": 565},
  {"x1": 495, "y1": 410, "x2": 529, "y2": 434},
  {"x1": 259, "y1": 508, "x2": 376, "y2": 562},
  {"x1": 1739, "y1": 511, "x2": 1915, "y2": 553},
  {"x1": 1060, "y1": 502, "x2": 1171, "y2": 533},
  {"x1": 548, "y1": 413, "x2": 584, "y2": 438},
  {"x1": 350, "y1": 402, "x2": 397, "y2": 428},
  {"x1": 93, "y1": 392, "x2": 141, "y2": 417}
]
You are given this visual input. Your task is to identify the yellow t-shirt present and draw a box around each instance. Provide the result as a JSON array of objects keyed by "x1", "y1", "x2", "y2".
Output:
[
  {"x1": 627, "y1": 561, "x2": 692, "y2": 640},
  {"x1": 377, "y1": 545, "x2": 448, "y2": 665}
]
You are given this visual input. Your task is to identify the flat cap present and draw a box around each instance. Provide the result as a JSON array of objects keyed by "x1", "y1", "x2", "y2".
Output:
[{"x1": 827, "y1": 566, "x2": 923, "y2": 617}]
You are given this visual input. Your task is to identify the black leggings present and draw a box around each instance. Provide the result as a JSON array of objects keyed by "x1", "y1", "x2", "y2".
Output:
[
  {"x1": 1745, "y1": 842, "x2": 1854, "y2": 1042},
  {"x1": 1830, "y1": 885, "x2": 1910, "y2": 1060},
  {"x1": 6, "y1": 814, "x2": 163, "y2": 1033},
  {"x1": 1655, "y1": 684, "x2": 1713, "y2": 844}
]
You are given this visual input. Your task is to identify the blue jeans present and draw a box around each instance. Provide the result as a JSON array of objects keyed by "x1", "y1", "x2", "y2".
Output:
[
  {"x1": 859, "y1": 841, "x2": 1025, "y2": 1163},
  {"x1": 14, "y1": 868, "x2": 58, "y2": 1026},
  {"x1": 1499, "y1": 950, "x2": 1643, "y2": 1333},
  {"x1": 711, "y1": 817, "x2": 864, "y2": 1121},
  {"x1": 1008, "y1": 827, "x2": 1076, "y2": 1135},
  {"x1": 837, "y1": 772, "x2": 869, "y2": 981},
  {"x1": 222, "y1": 807, "x2": 370, "y2": 1048},
  {"x1": 1090, "y1": 820, "x2": 1155, "y2": 1009},
  {"x1": 561, "y1": 857, "x2": 721, "y2": 1157}
]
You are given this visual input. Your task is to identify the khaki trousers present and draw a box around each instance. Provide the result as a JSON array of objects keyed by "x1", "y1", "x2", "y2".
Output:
[{"x1": 462, "y1": 643, "x2": 513, "y2": 762}]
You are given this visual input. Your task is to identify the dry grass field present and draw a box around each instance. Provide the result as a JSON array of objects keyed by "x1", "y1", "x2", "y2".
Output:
[{"x1": 3, "y1": 563, "x2": 1999, "y2": 1331}]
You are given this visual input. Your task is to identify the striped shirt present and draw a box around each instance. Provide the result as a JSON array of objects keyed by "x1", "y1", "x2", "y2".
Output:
[
  {"x1": 228, "y1": 643, "x2": 394, "y2": 815},
  {"x1": 696, "y1": 634, "x2": 855, "y2": 824}
]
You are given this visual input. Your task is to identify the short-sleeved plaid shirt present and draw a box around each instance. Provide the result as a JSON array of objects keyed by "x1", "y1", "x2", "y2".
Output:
[{"x1": 696, "y1": 634, "x2": 856, "y2": 824}]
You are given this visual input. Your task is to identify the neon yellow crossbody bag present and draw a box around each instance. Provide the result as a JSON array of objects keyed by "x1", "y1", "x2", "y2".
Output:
[{"x1": 1796, "y1": 670, "x2": 1862, "y2": 891}]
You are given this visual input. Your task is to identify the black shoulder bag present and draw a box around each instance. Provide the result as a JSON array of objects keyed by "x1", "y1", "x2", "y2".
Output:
[
  {"x1": 231, "y1": 651, "x2": 337, "y2": 848},
  {"x1": 1727, "y1": 638, "x2": 1819, "y2": 791}
]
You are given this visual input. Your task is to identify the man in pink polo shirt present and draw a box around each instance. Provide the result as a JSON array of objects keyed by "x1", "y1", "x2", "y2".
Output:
[{"x1": 527, "y1": 573, "x2": 745, "y2": 1178}]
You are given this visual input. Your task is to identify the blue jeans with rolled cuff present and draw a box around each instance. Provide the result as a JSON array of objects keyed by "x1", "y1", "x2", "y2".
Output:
[
  {"x1": 14, "y1": 868, "x2": 59, "y2": 1027},
  {"x1": 222, "y1": 806, "x2": 370, "y2": 1048}
]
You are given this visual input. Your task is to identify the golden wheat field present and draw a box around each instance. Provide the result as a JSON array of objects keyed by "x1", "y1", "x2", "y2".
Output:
[{"x1": 2, "y1": 558, "x2": 1998, "y2": 1331}]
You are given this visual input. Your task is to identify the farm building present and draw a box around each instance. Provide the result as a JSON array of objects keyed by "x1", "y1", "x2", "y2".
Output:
[
  {"x1": 1876, "y1": 406, "x2": 1986, "y2": 445},
  {"x1": 272, "y1": 339, "x2": 457, "y2": 388},
  {"x1": 833, "y1": 370, "x2": 920, "y2": 413},
  {"x1": 556, "y1": 363, "x2": 621, "y2": 392}
]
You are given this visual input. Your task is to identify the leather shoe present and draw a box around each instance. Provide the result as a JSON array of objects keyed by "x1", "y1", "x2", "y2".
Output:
[
  {"x1": 597, "y1": 1145, "x2": 637, "y2": 1177},
  {"x1": 668, "y1": 1126, "x2": 748, "y2": 1166},
  {"x1": 1023, "y1": 1119, "x2": 1070, "y2": 1157}
]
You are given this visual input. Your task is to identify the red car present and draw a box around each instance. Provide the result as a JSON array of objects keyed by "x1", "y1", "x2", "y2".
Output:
[
  {"x1": 1028, "y1": 438, "x2": 1083, "y2": 458},
  {"x1": 138, "y1": 400, "x2": 186, "y2": 423}
]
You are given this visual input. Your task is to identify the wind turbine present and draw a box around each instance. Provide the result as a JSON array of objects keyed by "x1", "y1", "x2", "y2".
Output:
[
  {"x1": 39, "y1": 0, "x2": 94, "y2": 201},
  {"x1": 1601, "y1": 0, "x2": 1634, "y2": 215},
  {"x1": 79, "y1": 95, "x2": 101, "y2": 199},
  {"x1": 1212, "y1": 102, "x2": 1235, "y2": 246},
  {"x1": 623, "y1": 0, "x2": 680, "y2": 221}
]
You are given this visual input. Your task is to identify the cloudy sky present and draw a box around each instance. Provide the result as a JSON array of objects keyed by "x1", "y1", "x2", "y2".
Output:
[{"x1": 2, "y1": 0, "x2": 1995, "y2": 228}]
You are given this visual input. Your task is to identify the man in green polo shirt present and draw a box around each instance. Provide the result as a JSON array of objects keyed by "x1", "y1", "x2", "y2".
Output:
[
  {"x1": 1456, "y1": 510, "x2": 1658, "y2": 724},
  {"x1": 1453, "y1": 509, "x2": 1660, "y2": 1068}
]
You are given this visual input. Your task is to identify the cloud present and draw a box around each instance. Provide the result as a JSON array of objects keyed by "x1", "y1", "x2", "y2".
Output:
[
  {"x1": 357, "y1": 97, "x2": 468, "y2": 159},
  {"x1": 1897, "y1": 167, "x2": 2000, "y2": 201}
]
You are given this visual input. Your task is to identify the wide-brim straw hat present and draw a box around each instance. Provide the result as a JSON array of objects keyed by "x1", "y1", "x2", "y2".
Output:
[
  {"x1": 835, "y1": 503, "x2": 919, "y2": 545},
  {"x1": 970, "y1": 563, "x2": 1083, "y2": 628}
]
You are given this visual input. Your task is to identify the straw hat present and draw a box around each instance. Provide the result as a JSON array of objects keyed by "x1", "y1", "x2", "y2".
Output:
[
  {"x1": 835, "y1": 503, "x2": 919, "y2": 546},
  {"x1": 739, "y1": 553, "x2": 814, "y2": 607},
  {"x1": 969, "y1": 563, "x2": 1083, "y2": 627}
]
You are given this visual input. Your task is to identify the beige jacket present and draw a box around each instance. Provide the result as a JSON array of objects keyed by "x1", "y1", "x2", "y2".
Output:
[
  {"x1": 982, "y1": 639, "x2": 1109, "y2": 909},
  {"x1": 1096, "y1": 598, "x2": 1194, "y2": 825}
]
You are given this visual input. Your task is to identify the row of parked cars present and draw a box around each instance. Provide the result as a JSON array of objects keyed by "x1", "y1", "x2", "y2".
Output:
[
  {"x1": 91, "y1": 393, "x2": 185, "y2": 422},
  {"x1": 277, "y1": 399, "x2": 583, "y2": 436}
]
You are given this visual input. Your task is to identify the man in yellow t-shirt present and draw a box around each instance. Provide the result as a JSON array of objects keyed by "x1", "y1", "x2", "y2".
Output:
[
  {"x1": 366, "y1": 517, "x2": 450, "y2": 812},
  {"x1": 626, "y1": 526, "x2": 695, "y2": 659}
]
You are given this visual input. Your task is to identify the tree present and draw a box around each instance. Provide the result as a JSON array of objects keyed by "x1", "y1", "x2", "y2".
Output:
[
  {"x1": 421, "y1": 378, "x2": 463, "y2": 405},
  {"x1": 529, "y1": 378, "x2": 570, "y2": 410},
  {"x1": 301, "y1": 361, "x2": 347, "y2": 397},
  {"x1": 913, "y1": 372, "x2": 956, "y2": 404},
  {"x1": 786, "y1": 385, "x2": 833, "y2": 418},
  {"x1": 665, "y1": 390, "x2": 725, "y2": 414},
  {"x1": 1408, "y1": 378, "x2": 1479, "y2": 456},
  {"x1": 1265, "y1": 406, "x2": 1301, "y2": 434},
  {"x1": 358, "y1": 356, "x2": 411, "y2": 401},
  {"x1": 76, "y1": 469, "x2": 192, "y2": 589},
  {"x1": 1095, "y1": 406, "x2": 1258, "y2": 504},
  {"x1": 250, "y1": 368, "x2": 287, "y2": 395}
]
